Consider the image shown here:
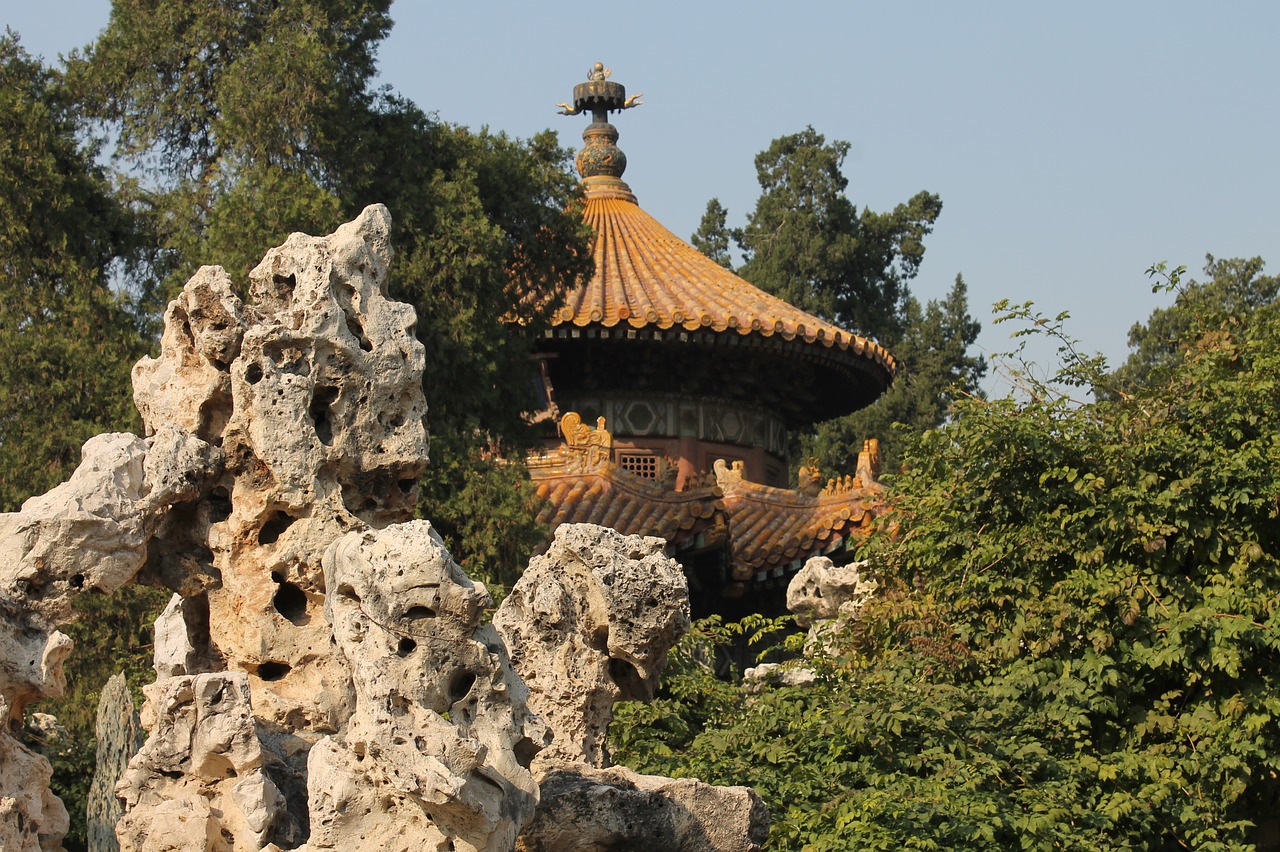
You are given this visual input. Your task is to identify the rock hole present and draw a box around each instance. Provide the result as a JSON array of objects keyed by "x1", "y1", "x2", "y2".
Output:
[
  {"x1": 272, "y1": 581, "x2": 308, "y2": 626},
  {"x1": 310, "y1": 385, "x2": 339, "y2": 446},
  {"x1": 513, "y1": 736, "x2": 539, "y2": 770},
  {"x1": 345, "y1": 314, "x2": 373, "y2": 352},
  {"x1": 257, "y1": 661, "x2": 290, "y2": 681},
  {"x1": 336, "y1": 583, "x2": 361, "y2": 603},
  {"x1": 404, "y1": 605, "x2": 436, "y2": 621},
  {"x1": 177, "y1": 313, "x2": 193, "y2": 346},
  {"x1": 272, "y1": 273, "x2": 296, "y2": 300},
  {"x1": 608, "y1": 658, "x2": 645, "y2": 697},
  {"x1": 69, "y1": 574, "x2": 84, "y2": 589},
  {"x1": 245, "y1": 362, "x2": 263, "y2": 384},
  {"x1": 449, "y1": 669, "x2": 476, "y2": 704},
  {"x1": 397, "y1": 637, "x2": 417, "y2": 657},
  {"x1": 258, "y1": 511, "x2": 295, "y2": 546},
  {"x1": 209, "y1": 487, "x2": 232, "y2": 522}
]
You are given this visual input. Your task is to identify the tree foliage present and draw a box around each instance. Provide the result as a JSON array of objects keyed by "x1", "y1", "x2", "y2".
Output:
[
  {"x1": 0, "y1": 33, "x2": 145, "y2": 510},
  {"x1": 691, "y1": 197, "x2": 733, "y2": 269},
  {"x1": 735, "y1": 127, "x2": 941, "y2": 340},
  {"x1": 69, "y1": 3, "x2": 593, "y2": 583},
  {"x1": 616, "y1": 264, "x2": 1280, "y2": 849},
  {"x1": 1110, "y1": 255, "x2": 1278, "y2": 396},
  {"x1": 693, "y1": 128, "x2": 980, "y2": 476},
  {"x1": 803, "y1": 275, "x2": 986, "y2": 474}
]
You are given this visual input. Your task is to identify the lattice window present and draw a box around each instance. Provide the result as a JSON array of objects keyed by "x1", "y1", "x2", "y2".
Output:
[{"x1": 618, "y1": 452, "x2": 659, "y2": 479}]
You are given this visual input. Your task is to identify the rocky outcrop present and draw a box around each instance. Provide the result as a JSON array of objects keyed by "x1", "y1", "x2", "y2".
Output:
[
  {"x1": 114, "y1": 673, "x2": 298, "y2": 850},
  {"x1": 787, "y1": 555, "x2": 878, "y2": 650},
  {"x1": 86, "y1": 674, "x2": 144, "y2": 852},
  {"x1": 518, "y1": 763, "x2": 768, "y2": 852},
  {"x1": 497, "y1": 525, "x2": 768, "y2": 851},
  {"x1": 0, "y1": 207, "x2": 768, "y2": 851},
  {"x1": 0, "y1": 426, "x2": 219, "y2": 851},
  {"x1": 494, "y1": 523, "x2": 690, "y2": 769},
  {"x1": 303, "y1": 520, "x2": 544, "y2": 851}
]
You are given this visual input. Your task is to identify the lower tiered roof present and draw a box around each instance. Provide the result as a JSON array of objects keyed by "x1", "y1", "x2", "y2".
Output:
[{"x1": 528, "y1": 413, "x2": 889, "y2": 589}]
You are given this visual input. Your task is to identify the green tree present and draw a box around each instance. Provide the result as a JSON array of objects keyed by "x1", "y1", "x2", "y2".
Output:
[
  {"x1": 803, "y1": 275, "x2": 986, "y2": 474},
  {"x1": 67, "y1": 0, "x2": 391, "y2": 312},
  {"x1": 1109, "y1": 255, "x2": 1278, "y2": 395},
  {"x1": 690, "y1": 197, "x2": 734, "y2": 269},
  {"x1": 0, "y1": 32, "x2": 145, "y2": 509},
  {"x1": 735, "y1": 127, "x2": 942, "y2": 341},
  {"x1": 617, "y1": 276, "x2": 1280, "y2": 848}
]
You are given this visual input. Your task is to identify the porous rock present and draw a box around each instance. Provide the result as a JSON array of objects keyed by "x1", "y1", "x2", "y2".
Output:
[
  {"x1": 497, "y1": 524, "x2": 769, "y2": 851},
  {"x1": 786, "y1": 556, "x2": 878, "y2": 628},
  {"x1": 0, "y1": 424, "x2": 218, "y2": 848},
  {"x1": 114, "y1": 672, "x2": 298, "y2": 850},
  {"x1": 302, "y1": 520, "x2": 545, "y2": 851},
  {"x1": 519, "y1": 761, "x2": 768, "y2": 852},
  {"x1": 86, "y1": 674, "x2": 144, "y2": 852},
  {"x1": 494, "y1": 523, "x2": 690, "y2": 768}
]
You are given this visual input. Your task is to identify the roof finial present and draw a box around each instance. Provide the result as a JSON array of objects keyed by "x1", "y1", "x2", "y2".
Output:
[
  {"x1": 555, "y1": 62, "x2": 643, "y2": 118},
  {"x1": 556, "y1": 63, "x2": 642, "y2": 198}
]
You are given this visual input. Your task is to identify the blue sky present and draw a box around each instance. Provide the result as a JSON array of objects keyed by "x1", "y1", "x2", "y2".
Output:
[{"x1": 7, "y1": 1, "x2": 1278, "y2": 391}]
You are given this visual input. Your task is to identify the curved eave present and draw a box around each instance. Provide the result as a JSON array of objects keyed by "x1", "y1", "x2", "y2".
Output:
[{"x1": 542, "y1": 322, "x2": 895, "y2": 403}]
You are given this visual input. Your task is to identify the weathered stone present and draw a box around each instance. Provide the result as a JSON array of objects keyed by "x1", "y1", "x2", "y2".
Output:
[
  {"x1": 494, "y1": 523, "x2": 690, "y2": 768},
  {"x1": 302, "y1": 520, "x2": 545, "y2": 852},
  {"x1": 87, "y1": 674, "x2": 144, "y2": 852},
  {"x1": 0, "y1": 723, "x2": 69, "y2": 852},
  {"x1": 742, "y1": 661, "x2": 817, "y2": 691},
  {"x1": 518, "y1": 761, "x2": 768, "y2": 852},
  {"x1": 115, "y1": 673, "x2": 297, "y2": 850},
  {"x1": 0, "y1": 207, "x2": 770, "y2": 852},
  {"x1": 786, "y1": 556, "x2": 877, "y2": 628}
]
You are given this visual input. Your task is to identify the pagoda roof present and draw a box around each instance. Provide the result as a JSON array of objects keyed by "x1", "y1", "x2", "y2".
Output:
[
  {"x1": 528, "y1": 413, "x2": 725, "y2": 552},
  {"x1": 714, "y1": 459, "x2": 886, "y2": 580},
  {"x1": 547, "y1": 63, "x2": 897, "y2": 399},
  {"x1": 552, "y1": 187, "x2": 895, "y2": 379}
]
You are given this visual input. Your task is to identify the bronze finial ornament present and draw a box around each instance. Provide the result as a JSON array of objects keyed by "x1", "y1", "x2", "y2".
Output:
[
  {"x1": 555, "y1": 62, "x2": 643, "y2": 116},
  {"x1": 557, "y1": 63, "x2": 642, "y2": 191}
]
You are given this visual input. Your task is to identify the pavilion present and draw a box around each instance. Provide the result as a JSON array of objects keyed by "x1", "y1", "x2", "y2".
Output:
[{"x1": 527, "y1": 65, "x2": 895, "y2": 617}]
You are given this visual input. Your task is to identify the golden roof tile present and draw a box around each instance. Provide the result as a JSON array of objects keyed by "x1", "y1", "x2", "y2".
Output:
[{"x1": 553, "y1": 190, "x2": 896, "y2": 377}]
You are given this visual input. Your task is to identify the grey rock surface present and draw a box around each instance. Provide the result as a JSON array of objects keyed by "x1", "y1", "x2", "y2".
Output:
[{"x1": 86, "y1": 674, "x2": 144, "y2": 852}]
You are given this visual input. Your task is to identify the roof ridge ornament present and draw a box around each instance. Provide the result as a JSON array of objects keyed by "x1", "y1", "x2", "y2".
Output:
[{"x1": 557, "y1": 62, "x2": 641, "y2": 200}]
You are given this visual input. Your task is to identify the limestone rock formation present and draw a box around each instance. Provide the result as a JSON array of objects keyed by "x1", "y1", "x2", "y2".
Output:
[
  {"x1": 496, "y1": 525, "x2": 769, "y2": 851},
  {"x1": 0, "y1": 427, "x2": 219, "y2": 850},
  {"x1": 518, "y1": 763, "x2": 768, "y2": 852},
  {"x1": 87, "y1": 674, "x2": 144, "y2": 852},
  {"x1": 787, "y1": 555, "x2": 878, "y2": 650},
  {"x1": 303, "y1": 520, "x2": 544, "y2": 852},
  {"x1": 114, "y1": 673, "x2": 297, "y2": 850},
  {"x1": 494, "y1": 523, "x2": 690, "y2": 768},
  {"x1": 0, "y1": 207, "x2": 769, "y2": 851}
]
